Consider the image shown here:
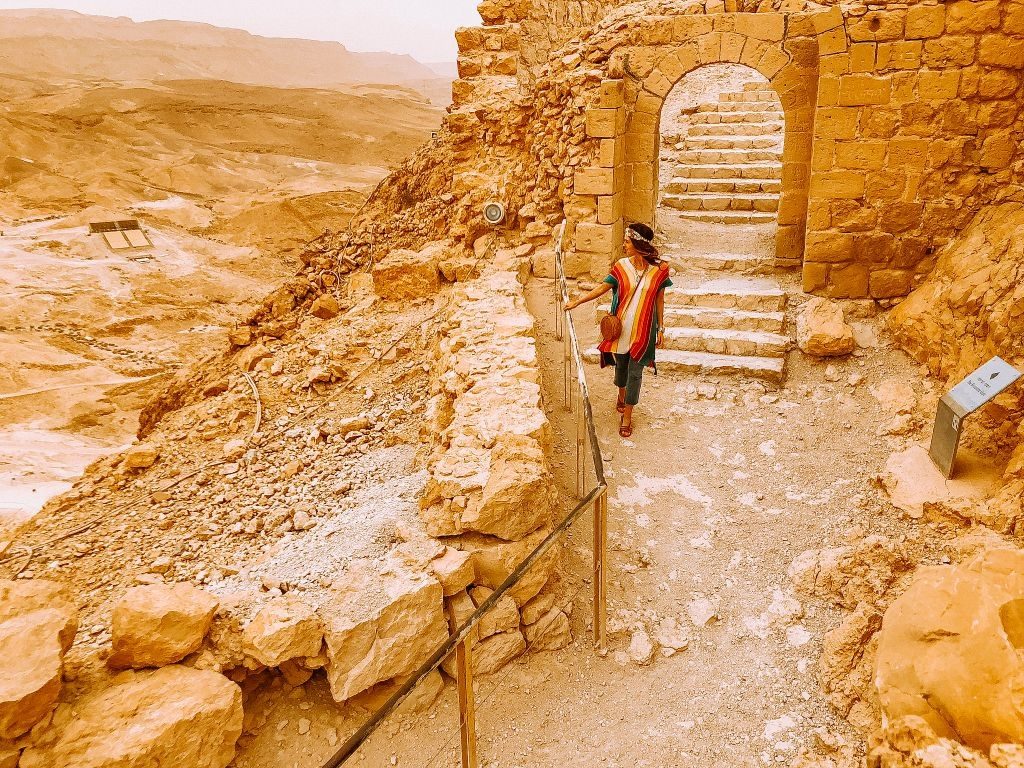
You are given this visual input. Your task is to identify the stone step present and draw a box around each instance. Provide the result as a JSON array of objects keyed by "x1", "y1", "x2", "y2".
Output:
[
  {"x1": 665, "y1": 210, "x2": 778, "y2": 225},
  {"x1": 671, "y1": 163, "x2": 783, "y2": 180},
  {"x1": 691, "y1": 110, "x2": 783, "y2": 125},
  {"x1": 712, "y1": 101, "x2": 782, "y2": 113},
  {"x1": 669, "y1": 253, "x2": 779, "y2": 277},
  {"x1": 598, "y1": 303, "x2": 782, "y2": 331},
  {"x1": 665, "y1": 177, "x2": 782, "y2": 195},
  {"x1": 662, "y1": 192, "x2": 780, "y2": 213},
  {"x1": 743, "y1": 81, "x2": 771, "y2": 92},
  {"x1": 684, "y1": 135, "x2": 782, "y2": 150},
  {"x1": 676, "y1": 148, "x2": 783, "y2": 164},
  {"x1": 582, "y1": 348, "x2": 785, "y2": 385},
  {"x1": 598, "y1": 302, "x2": 784, "y2": 331},
  {"x1": 665, "y1": 278, "x2": 787, "y2": 312},
  {"x1": 721, "y1": 90, "x2": 777, "y2": 103},
  {"x1": 663, "y1": 327, "x2": 790, "y2": 357},
  {"x1": 664, "y1": 305, "x2": 786, "y2": 332},
  {"x1": 688, "y1": 121, "x2": 784, "y2": 137}
]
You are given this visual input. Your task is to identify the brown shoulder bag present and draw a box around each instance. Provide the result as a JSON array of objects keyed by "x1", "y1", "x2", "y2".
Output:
[{"x1": 600, "y1": 313, "x2": 622, "y2": 343}]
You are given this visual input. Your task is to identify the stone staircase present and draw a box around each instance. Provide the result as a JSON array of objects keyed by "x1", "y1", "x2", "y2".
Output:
[{"x1": 661, "y1": 82, "x2": 784, "y2": 225}]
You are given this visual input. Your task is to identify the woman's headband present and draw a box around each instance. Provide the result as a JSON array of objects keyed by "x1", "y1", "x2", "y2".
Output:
[{"x1": 627, "y1": 227, "x2": 653, "y2": 245}]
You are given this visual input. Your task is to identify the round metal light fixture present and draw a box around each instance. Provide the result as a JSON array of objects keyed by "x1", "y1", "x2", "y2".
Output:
[{"x1": 483, "y1": 201, "x2": 506, "y2": 226}]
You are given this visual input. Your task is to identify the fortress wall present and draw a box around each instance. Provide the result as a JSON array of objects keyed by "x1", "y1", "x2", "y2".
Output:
[{"x1": 803, "y1": 1, "x2": 1024, "y2": 299}]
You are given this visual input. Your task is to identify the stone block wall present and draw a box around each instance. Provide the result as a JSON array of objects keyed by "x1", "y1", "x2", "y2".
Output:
[
  {"x1": 319, "y1": 0, "x2": 1024, "y2": 304},
  {"x1": 803, "y1": 1, "x2": 1024, "y2": 299},
  {"x1": 562, "y1": 6, "x2": 823, "y2": 276}
]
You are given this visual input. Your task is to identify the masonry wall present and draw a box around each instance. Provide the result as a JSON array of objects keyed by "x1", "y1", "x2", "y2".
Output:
[
  {"x1": 325, "y1": 0, "x2": 1024, "y2": 303},
  {"x1": 803, "y1": 1, "x2": 1024, "y2": 299}
]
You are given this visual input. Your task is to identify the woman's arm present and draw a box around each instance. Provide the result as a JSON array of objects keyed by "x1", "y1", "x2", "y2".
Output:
[{"x1": 565, "y1": 281, "x2": 612, "y2": 311}]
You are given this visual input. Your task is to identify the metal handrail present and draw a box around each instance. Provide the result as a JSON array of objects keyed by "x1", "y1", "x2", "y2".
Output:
[{"x1": 323, "y1": 220, "x2": 608, "y2": 767}]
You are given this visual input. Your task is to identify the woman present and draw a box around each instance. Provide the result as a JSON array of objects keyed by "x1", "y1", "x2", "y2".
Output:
[{"x1": 566, "y1": 222, "x2": 672, "y2": 438}]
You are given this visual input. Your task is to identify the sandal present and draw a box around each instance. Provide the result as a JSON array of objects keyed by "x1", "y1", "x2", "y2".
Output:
[
  {"x1": 619, "y1": 419, "x2": 633, "y2": 439},
  {"x1": 616, "y1": 397, "x2": 626, "y2": 414}
]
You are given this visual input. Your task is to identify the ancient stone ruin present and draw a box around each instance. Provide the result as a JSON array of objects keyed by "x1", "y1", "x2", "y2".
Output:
[{"x1": 3, "y1": 1, "x2": 1024, "y2": 767}]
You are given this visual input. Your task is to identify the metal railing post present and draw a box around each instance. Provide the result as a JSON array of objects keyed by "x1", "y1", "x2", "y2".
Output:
[
  {"x1": 593, "y1": 487, "x2": 608, "y2": 652},
  {"x1": 447, "y1": 604, "x2": 479, "y2": 768}
]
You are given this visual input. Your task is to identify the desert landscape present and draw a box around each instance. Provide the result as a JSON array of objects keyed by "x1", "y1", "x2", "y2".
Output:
[
  {"x1": 3, "y1": 2, "x2": 1024, "y2": 768},
  {"x1": 0, "y1": 9, "x2": 447, "y2": 524}
]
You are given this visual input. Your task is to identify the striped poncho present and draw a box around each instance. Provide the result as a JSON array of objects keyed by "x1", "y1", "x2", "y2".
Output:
[{"x1": 598, "y1": 258, "x2": 673, "y2": 370}]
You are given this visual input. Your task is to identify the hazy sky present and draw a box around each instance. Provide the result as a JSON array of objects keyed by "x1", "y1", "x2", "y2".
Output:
[{"x1": 0, "y1": 0, "x2": 480, "y2": 61}]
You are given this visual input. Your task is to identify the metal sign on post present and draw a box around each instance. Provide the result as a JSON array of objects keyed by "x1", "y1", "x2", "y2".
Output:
[{"x1": 929, "y1": 356, "x2": 1022, "y2": 478}]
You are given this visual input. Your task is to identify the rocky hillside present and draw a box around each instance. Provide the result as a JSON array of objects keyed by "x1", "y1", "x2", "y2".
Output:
[
  {"x1": 0, "y1": 51, "x2": 444, "y2": 526},
  {"x1": 0, "y1": 9, "x2": 442, "y2": 89}
]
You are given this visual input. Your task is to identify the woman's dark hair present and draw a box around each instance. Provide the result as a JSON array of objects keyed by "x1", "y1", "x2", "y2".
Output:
[{"x1": 626, "y1": 222, "x2": 661, "y2": 264}]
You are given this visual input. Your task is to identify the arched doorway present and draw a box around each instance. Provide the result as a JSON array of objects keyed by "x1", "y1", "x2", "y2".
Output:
[
  {"x1": 658, "y1": 63, "x2": 783, "y2": 271},
  {"x1": 618, "y1": 35, "x2": 817, "y2": 270}
]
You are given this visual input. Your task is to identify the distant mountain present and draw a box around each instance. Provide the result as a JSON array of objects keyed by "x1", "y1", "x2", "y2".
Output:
[
  {"x1": 425, "y1": 62, "x2": 459, "y2": 79},
  {"x1": 0, "y1": 9, "x2": 443, "y2": 88}
]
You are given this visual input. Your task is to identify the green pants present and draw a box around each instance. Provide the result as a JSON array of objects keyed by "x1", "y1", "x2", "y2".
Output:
[{"x1": 613, "y1": 353, "x2": 645, "y2": 406}]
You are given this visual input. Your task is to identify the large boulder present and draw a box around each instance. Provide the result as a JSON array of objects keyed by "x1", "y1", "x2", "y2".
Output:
[
  {"x1": 875, "y1": 548, "x2": 1024, "y2": 750},
  {"x1": 461, "y1": 435, "x2": 555, "y2": 541},
  {"x1": 796, "y1": 297, "x2": 855, "y2": 357},
  {"x1": 108, "y1": 584, "x2": 219, "y2": 669},
  {"x1": 371, "y1": 242, "x2": 443, "y2": 301},
  {"x1": 320, "y1": 560, "x2": 447, "y2": 702},
  {"x1": 0, "y1": 580, "x2": 78, "y2": 739},
  {"x1": 242, "y1": 595, "x2": 323, "y2": 668},
  {"x1": 20, "y1": 666, "x2": 243, "y2": 768}
]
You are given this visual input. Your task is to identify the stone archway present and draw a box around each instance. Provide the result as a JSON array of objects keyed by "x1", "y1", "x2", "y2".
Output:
[
  {"x1": 573, "y1": 15, "x2": 819, "y2": 276},
  {"x1": 621, "y1": 31, "x2": 817, "y2": 268}
]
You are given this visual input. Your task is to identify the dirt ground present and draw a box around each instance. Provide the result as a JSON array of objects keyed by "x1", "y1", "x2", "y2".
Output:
[{"x1": 233, "y1": 254, "x2": 943, "y2": 768}]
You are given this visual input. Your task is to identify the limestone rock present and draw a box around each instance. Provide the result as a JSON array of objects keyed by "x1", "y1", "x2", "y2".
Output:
[
  {"x1": 876, "y1": 548, "x2": 1024, "y2": 751},
  {"x1": 654, "y1": 617, "x2": 690, "y2": 654},
  {"x1": 820, "y1": 602, "x2": 882, "y2": 722},
  {"x1": 470, "y1": 586, "x2": 519, "y2": 640},
  {"x1": 242, "y1": 595, "x2": 323, "y2": 668},
  {"x1": 521, "y1": 592, "x2": 557, "y2": 625},
  {"x1": 870, "y1": 378, "x2": 918, "y2": 415},
  {"x1": 454, "y1": 528, "x2": 557, "y2": 606},
  {"x1": 109, "y1": 584, "x2": 219, "y2": 669},
  {"x1": 869, "y1": 716, "x2": 997, "y2": 768},
  {"x1": 429, "y1": 547, "x2": 474, "y2": 597},
  {"x1": 790, "y1": 535, "x2": 913, "y2": 610},
  {"x1": 310, "y1": 293, "x2": 340, "y2": 320},
  {"x1": 686, "y1": 597, "x2": 719, "y2": 628},
  {"x1": 523, "y1": 608, "x2": 570, "y2": 651},
  {"x1": 20, "y1": 666, "x2": 243, "y2": 768},
  {"x1": 463, "y1": 435, "x2": 554, "y2": 540},
  {"x1": 321, "y1": 560, "x2": 447, "y2": 702},
  {"x1": 122, "y1": 443, "x2": 160, "y2": 470},
  {"x1": 882, "y1": 444, "x2": 998, "y2": 521},
  {"x1": 473, "y1": 630, "x2": 526, "y2": 675},
  {"x1": 629, "y1": 629, "x2": 655, "y2": 666},
  {"x1": 372, "y1": 243, "x2": 442, "y2": 301},
  {"x1": 797, "y1": 298, "x2": 855, "y2": 357},
  {"x1": 0, "y1": 580, "x2": 78, "y2": 740},
  {"x1": 227, "y1": 326, "x2": 253, "y2": 347},
  {"x1": 350, "y1": 669, "x2": 445, "y2": 716}
]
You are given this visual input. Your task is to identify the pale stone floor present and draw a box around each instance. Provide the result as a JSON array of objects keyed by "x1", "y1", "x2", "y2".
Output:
[{"x1": 237, "y1": 257, "x2": 931, "y2": 768}]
